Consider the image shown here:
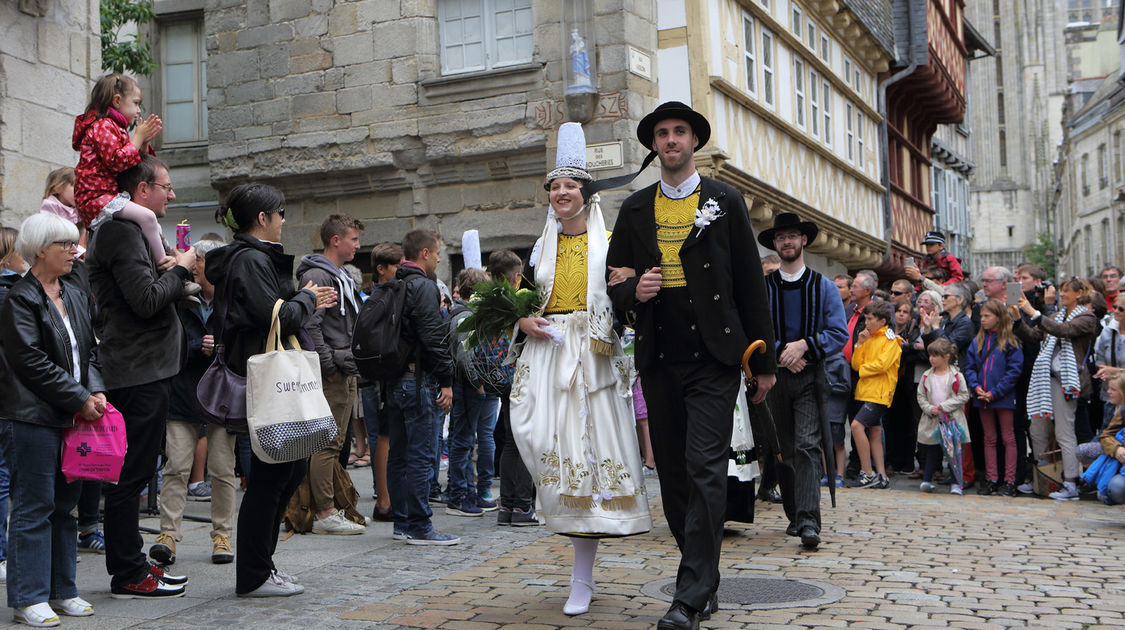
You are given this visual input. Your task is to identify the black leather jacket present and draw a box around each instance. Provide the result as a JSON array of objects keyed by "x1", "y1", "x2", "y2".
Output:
[
  {"x1": 396, "y1": 263, "x2": 453, "y2": 387},
  {"x1": 0, "y1": 273, "x2": 105, "y2": 427}
]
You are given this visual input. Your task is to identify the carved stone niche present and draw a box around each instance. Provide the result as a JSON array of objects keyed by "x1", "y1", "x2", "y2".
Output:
[{"x1": 19, "y1": 0, "x2": 50, "y2": 17}]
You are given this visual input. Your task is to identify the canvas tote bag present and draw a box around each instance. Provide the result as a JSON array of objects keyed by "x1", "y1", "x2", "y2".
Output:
[{"x1": 246, "y1": 300, "x2": 338, "y2": 463}]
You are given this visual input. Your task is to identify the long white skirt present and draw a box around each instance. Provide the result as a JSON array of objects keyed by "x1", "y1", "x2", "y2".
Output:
[{"x1": 509, "y1": 311, "x2": 652, "y2": 536}]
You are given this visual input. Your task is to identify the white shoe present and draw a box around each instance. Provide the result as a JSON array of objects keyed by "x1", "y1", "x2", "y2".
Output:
[
  {"x1": 1049, "y1": 482, "x2": 1079, "y2": 501},
  {"x1": 919, "y1": 481, "x2": 935, "y2": 493},
  {"x1": 563, "y1": 577, "x2": 594, "y2": 616},
  {"x1": 13, "y1": 602, "x2": 60, "y2": 627},
  {"x1": 0, "y1": 560, "x2": 6, "y2": 582},
  {"x1": 239, "y1": 572, "x2": 304, "y2": 597},
  {"x1": 48, "y1": 597, "x2": 93, "y2": 617},
  {"x1": 1017, "y1": 482, "x2": 1034, "y2": 494},
  {"x1": 273, "y1": 569, "x2": 299, "y2": 584},
  {"x1": 311, "y1": 510, "x2": 365, "y2": 535}
]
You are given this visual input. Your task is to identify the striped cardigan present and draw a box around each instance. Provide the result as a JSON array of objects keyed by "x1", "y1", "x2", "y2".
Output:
[{"x1": 765, "y1": 267, "x2": 849, "y2": 363}]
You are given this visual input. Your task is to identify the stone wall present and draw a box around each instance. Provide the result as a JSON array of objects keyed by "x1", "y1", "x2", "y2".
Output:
[
  {"x1": 0, "y1": 0, "x2": 101, "y2": 224},
  {"x1": 203, "y1": 0, "x2": 658, "y2": 278}
]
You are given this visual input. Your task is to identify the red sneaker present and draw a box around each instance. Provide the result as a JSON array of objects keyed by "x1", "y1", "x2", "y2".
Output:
[{"x1": 110, "y1": 574, "x2": 186, "y2": 599}]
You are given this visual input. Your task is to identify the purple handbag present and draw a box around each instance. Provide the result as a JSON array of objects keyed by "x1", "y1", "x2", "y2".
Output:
[{"x1": 196, "y1": 248, "x2": 249, "y2": 425}]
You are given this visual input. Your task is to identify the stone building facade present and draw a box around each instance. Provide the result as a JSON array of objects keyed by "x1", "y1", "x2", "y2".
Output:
[
  {"x1": 965, "y1": 0, "x2": 1070, "y2": 274},
  {"x1": 0, "y1": 0, "x2": 102, "y2": 224}
]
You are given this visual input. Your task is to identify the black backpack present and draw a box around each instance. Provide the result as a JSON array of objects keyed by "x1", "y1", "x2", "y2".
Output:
[{"x1": 351, "y1": 278, "x2": 412, "y2": 381}]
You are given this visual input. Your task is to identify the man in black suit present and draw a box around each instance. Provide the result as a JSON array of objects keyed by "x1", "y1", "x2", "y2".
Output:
[{"x1": 606, "y1": 102, "x2": 777, "y2": 630}]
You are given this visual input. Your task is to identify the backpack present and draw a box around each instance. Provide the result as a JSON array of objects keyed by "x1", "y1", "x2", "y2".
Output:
[{"x1": 351, "y1": 278, "x2": 412, "y2": 382}]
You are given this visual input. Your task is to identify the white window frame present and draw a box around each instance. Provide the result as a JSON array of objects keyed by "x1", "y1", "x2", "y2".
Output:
[
  {"x1": 822, "y1": 79, "x2": 832, "y2": 147},
  {"x1": 793, "y1": 55, "x2": 806, "y2": 129},
  {"x1": 820, "y1": 33, "x2": 830, "y2": 64},
  {"x1": 856, "y1": 109, "x2": 864, "y2": 168},
  {"x1": 760, "y1": 0, "x2": 770, "y2": 9},
  {"x1": 807, "y1": 20, "x2": 817, "y2": 50},
  {"x1": 809, "y1": 67, "x2": 820, "y2": 138},
  {"x1": 843, "y1": 57, "x2": 852, "y2": 88},
  {"x1": 845, "y1": 101, "x2": 855, "y2": 163},
  {"x1": 743, "y1": 13, "x2": 757, "y2": 96},
  {"x1": 438, "y1": 0, "x2": 533, "y2": 76},
  {"x1": 853, "y1": 68, "x2": 862, "y2": 97},
  {"x1": 791, "y1": 3, "x2": 802, "y2": 35},
  {"x1": 159, "y1": 18, "x2": 207, "y2": 145},
  {"x1": 762, "y1": 28, "x2": 775, "y2": 108}
]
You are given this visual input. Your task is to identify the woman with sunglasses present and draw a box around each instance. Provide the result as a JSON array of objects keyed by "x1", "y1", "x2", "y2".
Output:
[
  {"x1": 1014, "y1": 277, "x2": 1099, "y2": 499},
  {"x1": 204, "y1": 183, "x2": 337, "y2": 597},
  {"x1": 0, "y1": 214, "x2": 104, "y2": 626}
]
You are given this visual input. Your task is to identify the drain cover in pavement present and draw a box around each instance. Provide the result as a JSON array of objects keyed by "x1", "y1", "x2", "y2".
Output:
[{"x1": 641, "y1": 575, "x2": 845, "y2": 611}]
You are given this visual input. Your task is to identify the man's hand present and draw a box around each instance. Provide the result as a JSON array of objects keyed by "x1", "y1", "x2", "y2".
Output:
[
  {"x1": 635, "y1": 267, "x2": 662, "y2": 302},
  {"x1": 1043, "y1": 284, "x2": 1056, "y2": 305},
  {"x1": 437, "y1": 386, "x2": 453, "y2": 411},
  {"x1": 904, "y1": 265, "x2": 921, "y2": 281},
  {"x1": 930, "y1": 406, "x2": 940, "y2": 416},
  {"x1": 786, "y1": 358, "x2": 807, "y2": 374},
  {"x1": 751, "y1": 373, "x2": 775, "y2": 404},
  {"x1": 607, "y1": 266, "x2": 636, "y2": 287},
  {"x1": 156, "y1": 255, "x2": 177, "y2": 273},
  {"x1": 79, "y1": 394, "x2": 105, "y2": 421},
  {"x1": 778, "y1": 339, "x2": 809, "y2": 370},
  {"x1": 201, "y1": 334, "x2": 215, "y2": 357},
  {"x1": 174, "y1": 246, "x2": 197, "y2": 272}
]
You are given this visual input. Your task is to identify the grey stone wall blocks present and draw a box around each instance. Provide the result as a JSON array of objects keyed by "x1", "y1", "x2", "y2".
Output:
[
  {"x1": 295, "y1": 14, "x2": 329, "y2": 37},
  {"x1": 328, "y1": 32, "x2": 375, "y2": 67},
  {"x1": 236, "y1": 23, "x2": 293, "y2": 49},
  {"x1": 258, "y1": 43, "x2": 291, "y2": 78},
  {"x1": 209, "y1": 50, "x2": 261, "y2": 85},
  {"x1": 225, "y1": 79, "x2": 272, "y2": 106}
]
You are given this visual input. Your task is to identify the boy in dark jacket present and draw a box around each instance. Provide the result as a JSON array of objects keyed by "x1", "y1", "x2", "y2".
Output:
[
  {"x1": 385, "y1": 229, "x2": 458, "y2": 545},
  {"x1": 921, "y1": 230, "x2": 963, "y2": 285},
  {"x1": 295, "y1": 214, "x2": 366, "y2": 536}
]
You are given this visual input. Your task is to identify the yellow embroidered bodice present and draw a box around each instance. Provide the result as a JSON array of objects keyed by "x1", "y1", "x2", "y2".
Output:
[
  {"x1": 544, "y1": 232, "x2": 588, "y2": 314},
  {"x1": 654, "y1": 186, "x2": 700, "y2": 288}
]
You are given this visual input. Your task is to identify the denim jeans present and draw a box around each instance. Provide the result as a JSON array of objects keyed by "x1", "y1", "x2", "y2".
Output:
[
  {"x1": 447, "y1": 381, "x2": 500, "y2": 502},
  {"x1": 385, "y1": 376, "x2": 438, "y2": 537},
  {"x1": 431, "y1": 408, "x2": 444, "y2": 496},
  {"x1": 475, "y1": 393, "x2": 499, "y2": 498},
  {"x1": 360, "y1": 384, "x2": 382, "y2": 498},
  {"x1": 7, "y1": 421, "x2": 81, "y2": 608},
  {"x1": 0, "y1": 421, "x2": 10, "y2": 562}
]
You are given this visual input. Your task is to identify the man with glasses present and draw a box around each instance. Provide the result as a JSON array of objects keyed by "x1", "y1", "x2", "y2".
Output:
[
  {"x1": 889, "y1": 279, "x2": 914, "y2": 309},
  {"x1": 759, "y1": 213, "x2": 847, "y2": 550},
  {"x1": 980, "y1": 266, "x2": 1015, "y2": 302},
  {"x1": 86, "y1": 154, "x2": 196, "y2": 598}
]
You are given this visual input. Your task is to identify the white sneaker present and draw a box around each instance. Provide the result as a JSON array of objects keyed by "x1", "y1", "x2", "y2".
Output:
[
  {"x1": 13, "y1": 602, "x2": 59, "y2": 627},
  {"x1": 1049, "y1": 482, "x2": 1079, "y2": 501},
  {"x1": 238, "y1": 572, "x2": 304, "y2": 598},
  {"x1": 1017, "y1": 482, "x2": 1034, "y2": 495},
  {"x1": 0, "y1": 560, "x2": 6, "y2": 582},
  {"x1": 48, "y1": 597, "x2": 93, "y2": 617},
  {"x1": 311, "y1": 510, "x2": 365, "y2": 535},
  {"x1": 919, "y1": 481, "x2": 935, "y2": 493}
]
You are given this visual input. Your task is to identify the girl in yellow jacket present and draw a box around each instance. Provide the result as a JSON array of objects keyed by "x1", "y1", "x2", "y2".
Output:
[{"x1": 849, "y1": 301, "x2": 902, "y2": 489}]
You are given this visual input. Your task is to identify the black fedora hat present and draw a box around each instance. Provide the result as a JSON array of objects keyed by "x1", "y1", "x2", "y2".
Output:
[
  {"x1": 637, "y1": 101, "x2": 711, "y2": 152},
  {"x1": 757, "y1": 212, "x2": 820, "y2": 251}
]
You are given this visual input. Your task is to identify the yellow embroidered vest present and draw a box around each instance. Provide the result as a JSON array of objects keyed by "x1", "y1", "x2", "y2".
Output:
[
  {"x1": 543, "y1": 232, "x2": 588, "y2": 314},
  {"x1": 654, "y1": 186, "x2": 699, "y2": 288}
]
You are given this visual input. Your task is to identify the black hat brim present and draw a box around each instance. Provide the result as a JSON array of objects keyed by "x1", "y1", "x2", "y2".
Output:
[
  {"x1": 758, "y1": 223, "x2": 819, "y2": 251},
  {"x1": 637, "y1": 102, "x2": 711, "y2": 152}
]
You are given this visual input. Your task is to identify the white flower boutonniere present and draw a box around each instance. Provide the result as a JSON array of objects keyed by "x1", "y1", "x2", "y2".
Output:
[{"x1": 694, "y1": 197, "x2": 725, "y2": 236}]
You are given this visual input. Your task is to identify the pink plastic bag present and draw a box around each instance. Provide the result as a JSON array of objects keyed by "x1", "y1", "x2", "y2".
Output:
[{"x1": 62, "y1": 403, "x2": 127, "y2": 484}]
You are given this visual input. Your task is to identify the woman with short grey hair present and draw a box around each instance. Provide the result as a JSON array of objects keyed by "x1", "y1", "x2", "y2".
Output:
[{"x1": 0, "y1": 213, "x2": 105, "y2": 625}]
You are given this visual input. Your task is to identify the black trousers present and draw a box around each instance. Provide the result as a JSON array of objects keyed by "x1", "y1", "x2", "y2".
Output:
[
  {"x1": 642, "y1": 358, "x2": 740, "y2": 612},
  {"x1": 104, "y1": 379, "x2": 172, "y2": 587},
  {"x1": 767, "y1": 366, "x2": 826, "y2": 533},
  {"x1": 497, "y1": 394, "x2": 533, "y2": 511},
  {"x1": 235, "y1": 453, "x2": 305, "y2": 594}
]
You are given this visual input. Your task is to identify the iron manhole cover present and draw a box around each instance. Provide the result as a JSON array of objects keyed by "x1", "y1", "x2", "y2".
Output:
[{"x1": 641, "y1": 575, "x2": 845, "y2": 611}]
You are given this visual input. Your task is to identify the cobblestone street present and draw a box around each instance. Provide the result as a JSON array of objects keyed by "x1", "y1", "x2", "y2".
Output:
[{"x1": 8, "y1": 469, "x2": 1125, "y2": 629}]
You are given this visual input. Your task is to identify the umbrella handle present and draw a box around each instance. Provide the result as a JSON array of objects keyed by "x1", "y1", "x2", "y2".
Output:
[{"x1": 741, "y1": 340, "x2": 767, "y2": 380}]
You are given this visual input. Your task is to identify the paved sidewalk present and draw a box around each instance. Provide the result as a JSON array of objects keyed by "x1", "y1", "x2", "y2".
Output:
[{"x1": 4, "y1": 469, "x2": 1125, "y2": 629}]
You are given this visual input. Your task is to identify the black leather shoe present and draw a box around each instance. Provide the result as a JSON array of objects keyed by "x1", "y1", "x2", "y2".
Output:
[
  {"x1": 699, "y1": 591, "x2": 719, "y2": 620},
  {"x1": 785, "y1": 523, "x2": 799, "y2": 537},
  {"x1": 799, "y1": 526, "x2": 820, "y2": 550},
  {"x1": 657, "y1": 602, "x2": 700, "y2": 630}
]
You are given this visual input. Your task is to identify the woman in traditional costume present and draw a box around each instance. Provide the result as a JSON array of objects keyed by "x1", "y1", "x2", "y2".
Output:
[{"x1": 509, "y1": 122, "x2": 652, "y2": 615}]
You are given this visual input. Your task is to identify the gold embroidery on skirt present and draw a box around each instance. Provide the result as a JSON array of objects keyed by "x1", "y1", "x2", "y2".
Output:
[{"x1": 559, "y1": 494, "x2": 640, "y2": 511}]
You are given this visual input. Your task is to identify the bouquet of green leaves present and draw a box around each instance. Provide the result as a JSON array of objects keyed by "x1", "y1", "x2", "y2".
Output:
[{"x1": 456, "y1": 277, "x2": 543, "y2": 349}]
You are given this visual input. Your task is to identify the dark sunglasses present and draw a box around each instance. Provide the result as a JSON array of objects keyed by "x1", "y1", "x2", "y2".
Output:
[
  {"x1": 890, "y1": 290, "x2": 908, "y2": 296},
  {"x1": 265, "y1": 208, "x2": 285, "y2": 219},
  {"x1": 1116, "y1": 306, "x2": 1125, "y2": 313}
]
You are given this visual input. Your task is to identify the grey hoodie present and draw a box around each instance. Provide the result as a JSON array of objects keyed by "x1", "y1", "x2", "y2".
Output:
[{"x1": 296, "y1": 253, "x2": 362, "y2": 376}]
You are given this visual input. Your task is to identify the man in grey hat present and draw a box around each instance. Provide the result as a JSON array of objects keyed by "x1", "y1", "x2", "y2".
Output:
[
  {"x1": 606, "y1": 101, "x2": 776, "y2": 630},
  {"x1": 759, "y1": 213, "x2": 848, "y2": 550}
]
